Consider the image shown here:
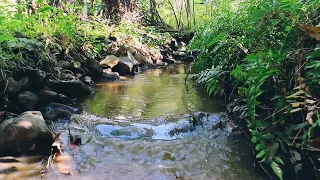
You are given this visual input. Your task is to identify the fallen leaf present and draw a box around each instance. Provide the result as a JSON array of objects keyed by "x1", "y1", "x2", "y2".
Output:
[{"x1": 300, "y1": 25, "x2": 320, "y2": 41}]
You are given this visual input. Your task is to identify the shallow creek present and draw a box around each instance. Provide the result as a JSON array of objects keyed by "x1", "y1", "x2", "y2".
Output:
[{"x1": 0, "y1": 64, "x2": 266, "y2": 180}]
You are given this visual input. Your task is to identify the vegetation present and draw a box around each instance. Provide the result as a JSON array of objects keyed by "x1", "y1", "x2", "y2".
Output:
[
  {"x1": 187, "y1": 0, "x2": 319, "y2": 179},
  {"x1": 0, "y1": 0, "x2": 319, "y2": 179}
]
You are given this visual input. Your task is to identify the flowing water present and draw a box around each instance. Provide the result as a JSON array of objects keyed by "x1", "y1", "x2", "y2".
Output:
[{"x1": 0, "y1": 64, "x2": 266, "y2": 180}]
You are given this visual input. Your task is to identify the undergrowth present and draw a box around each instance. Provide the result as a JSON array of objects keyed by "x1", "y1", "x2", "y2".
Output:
[
  {"x1": 0, "y1": 4, "x2": 170, "y2": 75},
  {"x1": 189, "y1": 0, "x2": 319, "y2": 179}
]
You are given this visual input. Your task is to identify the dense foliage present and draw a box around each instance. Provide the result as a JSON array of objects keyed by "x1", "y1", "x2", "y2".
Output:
[{"x1": 189, "y1": 0, "x2": 319, "y2": 179}]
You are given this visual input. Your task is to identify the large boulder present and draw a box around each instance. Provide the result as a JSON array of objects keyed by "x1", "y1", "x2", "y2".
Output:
[
  {"x1": 49, "y1": 79, "x2": 92, "y2": 98},
  {"x1": 112, "y1": 56, "x2": 138, "y2": 76},
  {"x1": 18, "y1": 91, "x2": 38, "y2": 110},
  {"x1": 99, "y1": 55, "x2": 119, "y2": 68},
  {"x1": 0, "y1": 111, "x2": 53, "y2": 155}
]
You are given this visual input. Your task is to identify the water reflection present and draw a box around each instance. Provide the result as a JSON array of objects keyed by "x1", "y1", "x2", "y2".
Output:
[{"x1": 83, "y1": 64, "x2": 225, "y2": 118}]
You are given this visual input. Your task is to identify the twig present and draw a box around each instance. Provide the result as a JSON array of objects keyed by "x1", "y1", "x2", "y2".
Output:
[
  {"x1": 228, "y1": 83, "x2": 238, "y2": 101},
  {"x1": 291, "y1": 127, "x2": 303, "y2": 145},
  {"x1": 261, "y1": 104, "x2": 291, "y2": 121},
  {"x1": 167, "y1": 0, "x2": 180, "y2": 29},
  {"x1": 309, "y1": 157, "x2": 319, "y2": 180}
]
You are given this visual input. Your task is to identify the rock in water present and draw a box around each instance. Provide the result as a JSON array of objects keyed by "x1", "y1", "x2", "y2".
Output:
[
  {"x1": 49, "y1": 79, "x2": 92, "y2": 98},
  {"x1": 18, "y1": 91, "x2": 38, "y2": 110},
  {"x1": 0, "y1": 111, "x2": 53, "y2": 155},
  {"x1": 99, "y1": 55, "x2": 119, "y2": 68},
  {"x1": 112, "y1": 56, "x2": 138, "y2": 76},
  {"x1": 86, "y1": 58, "x2": 103, "y2": 80}
]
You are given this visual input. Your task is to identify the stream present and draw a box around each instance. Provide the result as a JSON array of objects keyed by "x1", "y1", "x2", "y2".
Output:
[{"x1": 0, "y1": 64, "x2": 266, "y2": 179}]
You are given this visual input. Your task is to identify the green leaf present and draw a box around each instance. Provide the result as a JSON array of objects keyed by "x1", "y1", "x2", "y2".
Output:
[
  {"x1": 285, "y1": 26, "x2": 292, "y2": 32},
  {"x1": 250, "y1": 129, "x2": 258, "y2": 136},
  {"x1": 38, "y1": 5, "x2": 53, "y2": 12},
  {"x1": 256, "y1": 150, "x2": 266, "y2": 159},
  {"x1": 266, "y1": 143, "x2": 280, "y2": 163},
  {"x1": 270, "y1": 161, "x2": 283, "y2": 180},
  {"x1": 252, "y1": 136, "x2": 257, "y2": 143},
  {"x1": 255, "y1": 143, "x2": 265, "y2": 151},
  {"x1": 273, "y1": 156, "x2": 285, "y2": 165},
  {"x1": 251, "y1": 9, "x2": 266, "y2": 22},
  {"x1": 307, "y1": 50, "x2": 320, "y2": 59},
  {"x1": 261, "y1": 133, "x2": 274, "y2": 139},
  {"x1": 259, "y1": 156, "x2": 266, "y2": 162}
]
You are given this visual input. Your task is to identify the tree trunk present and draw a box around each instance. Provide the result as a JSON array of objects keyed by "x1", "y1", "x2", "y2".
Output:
[{"x1": 103, "y1": 0, "x2": 120, "y2": 21}]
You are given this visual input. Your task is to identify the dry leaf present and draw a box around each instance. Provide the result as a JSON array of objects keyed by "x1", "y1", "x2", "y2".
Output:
[
  {"x1": 45, "y1": 38, "x2": 51, "y2": 49},
  {"x1": 286, "y1": 90, "x2": 305, "y2": 99},
  {"x1": 299, "y1": 25, "x2": 320, "y2": 41},
  {"x1": 290, "y1": 108, "x2": 303, "y2": 113},
  {"x1": 62, "y1": 34, "x2": 70, "y2": 45},
  {"x1": 306, "y1": 99, "x2": 317, "y2": 104},
  {"x1": 294, "y1": 84, "x2": 306, "y2": 90},
  {"x1": 290, "y1": 102, "x2": 305, "y2": 107},
  {"x1": 306, "y1": 111, "x2": 314, "y2": 124}
]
